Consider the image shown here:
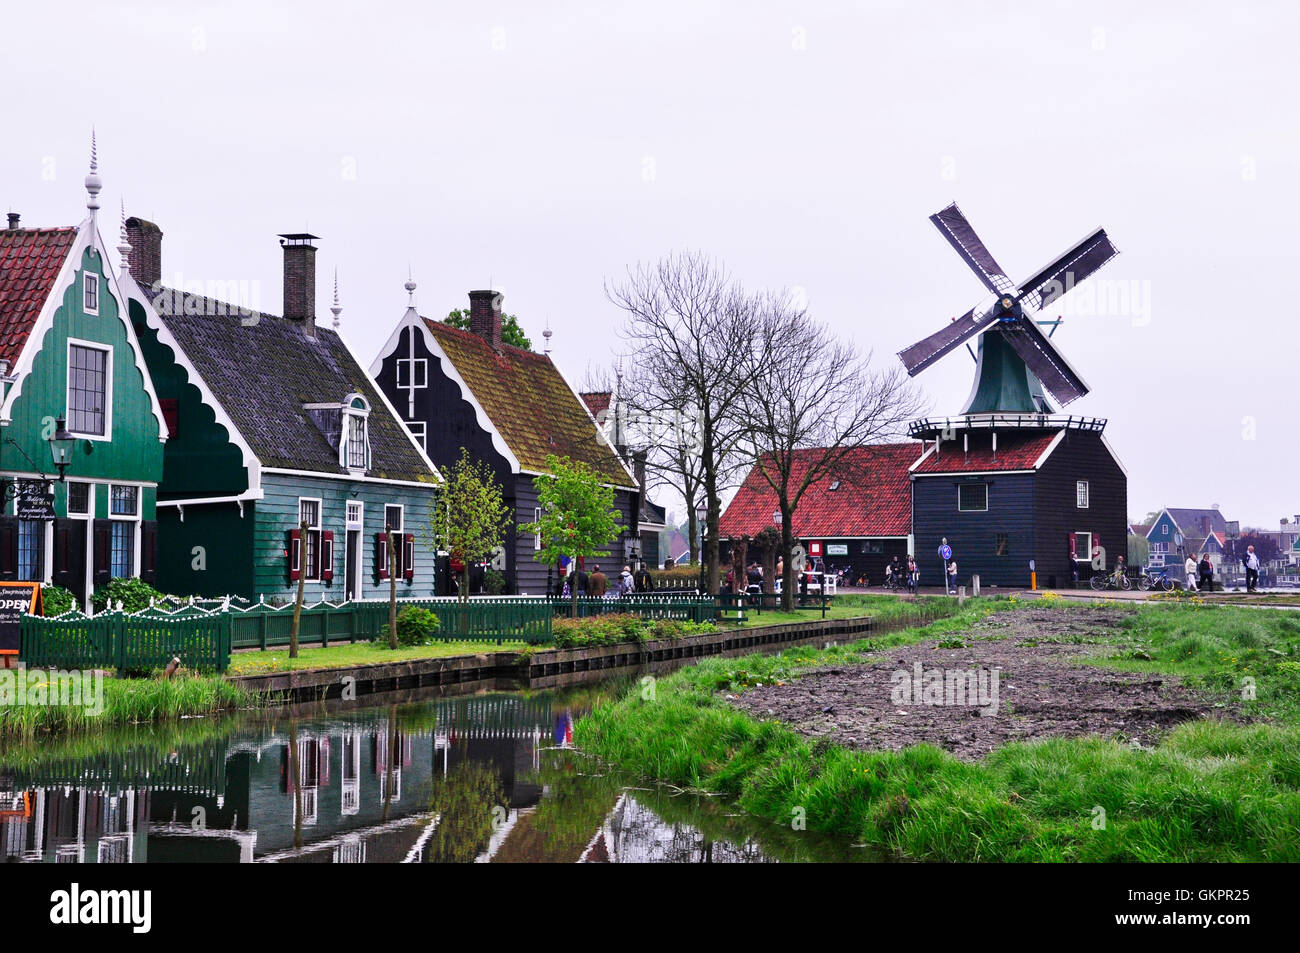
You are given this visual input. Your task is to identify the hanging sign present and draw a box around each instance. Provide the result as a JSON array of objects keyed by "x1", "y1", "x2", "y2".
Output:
[
  {"x1": 0, "y1": 581, "x2": 42, "y2": 656},
  {"x1": 14, "y1": 480, "x2": 55, "y2": 521}
]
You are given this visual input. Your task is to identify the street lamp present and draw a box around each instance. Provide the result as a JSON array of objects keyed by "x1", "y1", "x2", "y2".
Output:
[{"x1": 48, "y1": 416, "x2": 75, "y2": 481}]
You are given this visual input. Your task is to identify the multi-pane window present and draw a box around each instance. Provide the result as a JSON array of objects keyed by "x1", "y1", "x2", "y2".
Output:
[
  {"x1": 346, "y1": 501, "x2": 363, "y2": 527},
  {"x1": 17, "y1": 520, "x2": 41, "y2": 581},
  {"x1": 110, "y1": 485, "x2": 138, "y2": 516},
  {"x1": 396, "y1": 358, "x2": 427, "y2": 388},
  {"x1": 83, "y1": 273, "x2": 98, "y2": 314},
  {"x1": 534, "y1": 506, "x2": 542, "y2": 551},
  {"x1": 1076, "y1": 481, "x2": 1090, "y2": 508},
  {"x1": 67, "y1": 482, "x2": 91, "y2": 516},
  {"x1": 385, "y1": 505, "x2": 403, "y2": 532},
  {"x1": 299, "y1": 499, "x2": 322, "y2": 579},
  {"x1": 406, "y1": 421, "x2": 427, "y2": 451},
  {"x1": 1074, "y1": 532, "x2": 1092, "y2": 562},
  {"x1": 346, "y1": 414, "x2": 368, "y2": 469},
  {"x1": 68, "y1": 343, "x2": 109, "y2": 436},
  {"x1": 957, "y1": 483, "x2": 988, "y2": 512},
  {"x1": 110, "y1": 522, "x2": 133, "y2": 578}
]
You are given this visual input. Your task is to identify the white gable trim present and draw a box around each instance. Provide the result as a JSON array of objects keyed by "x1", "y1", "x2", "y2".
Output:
[
  {"x1": 549, "y1": 353, "x2": 640, "y2": 490},
  {"x1": 0, "y1": 217, "x2": 168, "y2": 448},
  {"x1": 1031, "y1": 429, "x2": 1067, "y2": 469},
  {"x1": 1145, "y1": 507, "x2": 1174, "y2": 541},
  {"x1": 1099, "y1": 433, "x2": 1129, "y2": 478},
  {"x1": 121, "y1": 272, "x2": 263, "y2": 491}
]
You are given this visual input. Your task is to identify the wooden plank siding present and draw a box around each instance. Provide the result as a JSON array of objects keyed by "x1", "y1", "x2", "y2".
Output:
[
  {"x1": 1033, "y1": 430, "x2": 1127, "y2": 588},
  {"x1": 912, "y1": 470, "x2": 1037, "y2": 588}
]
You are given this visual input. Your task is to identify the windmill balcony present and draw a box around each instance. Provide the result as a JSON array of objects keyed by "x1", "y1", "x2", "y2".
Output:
[{"x1": 908, "y1": 413, "x2": 1107, "y2": 439}]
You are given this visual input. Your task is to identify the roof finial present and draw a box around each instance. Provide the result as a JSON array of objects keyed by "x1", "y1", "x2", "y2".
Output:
[
  {"x1": 331, "y1": 269, "x2": 343, "y2": 329},
  {"x1": 542, "y1": 316, "x2": 553, "y2": 355},
  {"x1": 117, "y1": 198, "x2": 132, "y2": 275},
  {"x1": 84, "y1": 129, "x2": 102, "y2": 214},
  {"x1": 404, "y1": 268, "x2": 417, "y2": 308}
]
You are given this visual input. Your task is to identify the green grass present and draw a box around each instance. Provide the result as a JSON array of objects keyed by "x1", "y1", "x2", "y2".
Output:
[
  {"x1": 0, "y1": 672, "x2": 251, "y2": 742},
  {"x1": 227, "y1": 639, "x2": 531, "y2": 676},
  {"x1": 575, "y1": 598, "x2": 1300, "y2": 861},
  {"x1": 720, "y1": 593, "x2": 961, "y2": 629}
]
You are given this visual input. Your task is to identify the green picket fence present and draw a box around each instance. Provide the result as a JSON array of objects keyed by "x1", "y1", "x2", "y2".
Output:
[
  {"x1": 20, "y1": 612, "x2": 232, "y2": 672},
  {"x1": 548, "y1": 595, "x2": 716, "y2": 623}
]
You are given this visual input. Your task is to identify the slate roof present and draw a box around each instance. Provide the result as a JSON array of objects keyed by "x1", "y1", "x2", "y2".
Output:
[
  {"x1": 1130, "y1": 523, "x2": 1153, "y2": 536},
  {"x1": 145, "y1": 287, "x2": 434, "y2": 483},
  {"x1": 719, "y1": 443, "x2": 918, "y2": 539},
  {"x1": 0, "y1": 226, "x2": 78, "y2": 366},
  {"x1": 425, "y1": 320, "x2": 633, "y2": 487},
  {"x1": 911, "y1": 431, "x2": 1058, "y2": 475},
  {"x1": 1166, "y1": 507, "x2": 1229, "y2": 538}
]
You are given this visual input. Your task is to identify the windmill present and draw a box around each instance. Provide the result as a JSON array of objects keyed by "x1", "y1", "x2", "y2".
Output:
[{"x1": 898, "y1": 203, "x2": 1119, "y2": 415}]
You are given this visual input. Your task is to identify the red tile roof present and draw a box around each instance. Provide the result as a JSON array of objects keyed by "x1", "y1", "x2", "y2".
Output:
[
  {"x1": 580, "y1": 391, "x2": 611, "y2": 418},
  {"x1": 426, "y1": 320, "x2": 634, "y2": 487},
  {"x1": 911, "y1": 431, "x2": 1058, "y2": 475},
  {"x1": 0, "y1": 227, "x2": 78, "y2": 366},
  {"x1": 719, "y1": 443, "x2": 920, "y2": 539}
]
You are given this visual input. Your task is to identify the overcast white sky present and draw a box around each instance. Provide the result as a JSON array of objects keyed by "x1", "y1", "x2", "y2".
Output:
[{"x1": 5, "y1": 1, "x2": 1296, "y2": 529}]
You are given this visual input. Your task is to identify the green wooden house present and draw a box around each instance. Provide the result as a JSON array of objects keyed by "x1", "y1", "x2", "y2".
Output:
[
  {"x1": 0, "y1": 151, "x2": 168, "y2": 610},
  {"x1": 122, "y1": 222, "x2": 441, "y2": 604}
]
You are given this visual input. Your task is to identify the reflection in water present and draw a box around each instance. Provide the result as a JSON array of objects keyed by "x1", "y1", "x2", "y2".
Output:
[{"x1": 1, "y1": 684, "x2": 873, "y2": 864}]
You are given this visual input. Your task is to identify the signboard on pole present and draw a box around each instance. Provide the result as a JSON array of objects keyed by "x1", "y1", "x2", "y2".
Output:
[
  {"x1": 0, "y1": 581, "x2": 41, "y2": 657},
  {"x1": 938, "y1": 544, "x2": 952, "y2": 561}
]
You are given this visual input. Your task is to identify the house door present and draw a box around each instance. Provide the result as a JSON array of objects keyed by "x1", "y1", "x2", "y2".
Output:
[
  {"x1": 346, "y1": 530, "x2": 361, "y2": 600},
  {"x1": 52, "y1": 518, "x2": 87, "y2": 606}
]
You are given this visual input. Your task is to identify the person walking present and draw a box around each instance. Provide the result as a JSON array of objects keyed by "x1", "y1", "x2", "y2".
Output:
[
  {"x1": 1198, "y1": 554, "x2": 1214, "y2": 593},
  {"x1": 1184, "y1": 554, "x2": 1199, "y2": 593},
  {"x1": 907, "y1": 556, "x2": 919, "y2": 595},
  {"x1": 620, "y1": 565, "x2": 634, "y2": 595},
  {"x1": 946, "y1": 560, "x2": 958, "y2": 595},
  {"x1": 1243, "y1": 545, "x2": 1260, "y2": 593},
  {"x1": 589, "y1": 565, "x2": 608, "y2": 598},
  {"x1": 634, "y1": 561, "x2": 652, "y2": 593}
]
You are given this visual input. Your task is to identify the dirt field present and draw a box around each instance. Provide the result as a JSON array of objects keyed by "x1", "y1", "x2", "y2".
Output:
[{"x1": 731, "y1": 607, "x2": 1224, "y2": 760}]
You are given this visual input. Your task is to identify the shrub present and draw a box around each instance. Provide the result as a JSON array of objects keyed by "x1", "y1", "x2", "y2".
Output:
[
  {"x1": 647, "y1": 566, "x2": 701, "y2": 590},
  {"x1": 41, "y1": 585, "x2": 78, "y2": 617},
  {"x1": 91, "y1": 577, "x2": 167, "y2": 614},
  {"x1": 484, "y1": 569, "x2": 508, "y2": 595},
  {"x1": 382, "y1": 606, "x2": 441, "y2": 647},
  {"x1": 552, "y1": 613, "x2": 716, "y2": 648}
]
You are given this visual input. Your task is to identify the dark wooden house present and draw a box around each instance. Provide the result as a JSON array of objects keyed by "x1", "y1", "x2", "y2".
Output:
[
  {"x1": 909, "y1": 420, "x2": 1127, "y2": 589},
  {"x1": 371, "y1": 289, "x2": 640, "y2": 595}
]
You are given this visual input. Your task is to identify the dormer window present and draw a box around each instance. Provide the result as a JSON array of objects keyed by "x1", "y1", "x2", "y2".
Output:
[{"x1": 342, "y1": 394, "x2": 370, "y2": 471}]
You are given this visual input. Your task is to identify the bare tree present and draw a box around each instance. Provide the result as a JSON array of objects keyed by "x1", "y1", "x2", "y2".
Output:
[
  {"x1": 739, "y1": 292, "x2": 925, "y2": 610},
  {"x1": 608, "y1": 252, "x2": 768, "y2": 591}
]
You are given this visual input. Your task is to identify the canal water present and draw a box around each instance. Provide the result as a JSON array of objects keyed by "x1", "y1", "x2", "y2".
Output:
[{"x1": 0, "y1": 678, "x2": 872, "y2": 863}]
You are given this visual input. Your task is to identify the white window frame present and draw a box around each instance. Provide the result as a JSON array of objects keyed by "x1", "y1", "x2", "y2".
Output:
[
  {"x1": 66, "y1": 338, "x2": 113, "y2": 440},
  {"x1": 346, "y1": 500, "x2": 364, "y2": 529},
  {"x1": 534, "y1": 506, "x2": 542, "y2": 551},
  {"x1": 396, "y1": 358, "x2": 428, "y2": 389},
  {"x1": 957, "y1": 482, "x2": 988, "y2": 513},
  {"x1": 83, "y1": 273, "x2": 99, "y2": 315},
  {"x1": 405, "y1": 420, "x2": 427, "y2": 452},
  {"x1": 108, "y1": 483, "x2": 140, "y2": 519},
  {"x1": 1074, "y1": 531, "x2": 1092, "y2": 562},
  {"x1": 339, "y1": 395, "x2": 371, "y2": 472},
  {"x1": 66, "y1": 480, "x2": 93, "y2": 518},
  {"x1": 1076, "y1": 481, "x2": 1089, "y2": 508},
  {"x1": 384, "y1": 504, "x2": 404, "y2": 533},
  {"x1": 298, "y1": 496, "x2": 323, "y2": 581},
  {"x1": 1162, "y1": 524, "x2": 1169, "y2": 535},
  {"x1": 108, "y1": 484, "x2": 141, "y2": 579}
]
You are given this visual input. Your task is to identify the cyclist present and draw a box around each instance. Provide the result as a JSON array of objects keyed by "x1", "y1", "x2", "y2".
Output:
[{"x1": 1111, "y1": 555, "x2": 1126, "y2": 589}]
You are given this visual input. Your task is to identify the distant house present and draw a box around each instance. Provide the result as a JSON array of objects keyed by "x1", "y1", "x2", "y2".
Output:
[
  {"x1": 371, "y1": 290, "x2": 640, "y2": 594},
  {"x1": 719, "y1": 444, "x2": 918, "y2": 584},
  {"x1": 580, "y1": 387, "x2": 666, "y2": 569},
  {"x1": 1144, "y1": 507, "x2": 1230, "y2": 571},
  {"x1": 125, "y1": 225, "x2": 439, "y2": 603},
  {"x1": 0, "y1": 160, "x2": 168, "y2": 610}
]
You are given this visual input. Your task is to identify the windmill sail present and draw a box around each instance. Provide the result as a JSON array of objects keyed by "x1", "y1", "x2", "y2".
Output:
[
  {"x1": 1016, "y1": 227, "x2": 1119, "y2": 312},
  {"x1": 897, "y1": 306, "x2": 990, "y2": 375},
  {"x1": 999, "y1": 320, "x2": 1090, "y2": 406},
  {"x1": 929, "y1": 203, "x2": 1016, "y2": 296}
]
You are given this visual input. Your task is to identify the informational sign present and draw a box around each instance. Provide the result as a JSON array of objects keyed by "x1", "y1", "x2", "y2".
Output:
[
  {"x1": 826, "y1": 544, "x2": 848, "y2": 556},
  {"x1": 0, "y1": 581, "x2": 42, "y2": 656},
  {"x1": 808, "y1": 541, "x2": 822, "y2": 557},
  {"x1": 15, "y1": 480, "x2": 55, "y2": 521},
  {"x1": 939, "y1": 544, "x2": 952, "y2": 561}
]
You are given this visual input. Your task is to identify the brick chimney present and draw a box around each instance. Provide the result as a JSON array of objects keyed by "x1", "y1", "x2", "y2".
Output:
[
  {"x1": 279, "y1": 233, "x2": 319, "y2": 337},
  {"x1": 5, "y1": 212, "x2": 18, "y2": 229},
  {"x1": 468, "y1": 289, "x2": 503, "y2": 349},
  {"x1": 125, "y1": 217, "x2": 163, "y2": 287}
]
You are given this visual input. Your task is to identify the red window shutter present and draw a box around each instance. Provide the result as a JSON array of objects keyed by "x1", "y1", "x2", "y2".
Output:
[
  {"x1": 375, "y1": 532, "x2": 389, "y2": 579},
  {"x1": 1069, "y1": 533, "x2": 1077, "y2": 560},
  {"x1": 321, "y1": 531, "x2": 335, "y2": 583},
  {"x1": 160, "y1": 398, "x2": 180, "y2": 438},
  {"x1": 403, "y1": 534, "x2": 415, "y2": 580},
  {"x1": 288, "y1": 529, "x2": 302, "y2": 583}
]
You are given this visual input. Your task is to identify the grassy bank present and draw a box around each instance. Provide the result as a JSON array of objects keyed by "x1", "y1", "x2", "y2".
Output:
[
  {"x1": 575, "y1": 599, "x2": 1300, "y2": 861},
  {"x1": 227, "y1": 639, "x2": 530, "y2": 676},
  {"x1": 0, "y1": 672, "x2": 250, "y2": 742}
]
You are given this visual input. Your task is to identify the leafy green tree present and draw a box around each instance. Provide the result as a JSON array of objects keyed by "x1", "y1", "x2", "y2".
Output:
[
  {"x1": 523, "y1": 454, "x2": 623, "y2": 612},
  {"x1": 431, "y1": 448, "x2": 513, "y2": 603},
  {"x1": 444, "y1": 309, "x2": 533, "y2": 350}
]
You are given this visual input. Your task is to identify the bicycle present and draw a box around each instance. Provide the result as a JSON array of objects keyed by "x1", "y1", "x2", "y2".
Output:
[
  {"x1": 1135, "y1": 568, "x2": 1175, "y2": 592},
  {"x1": 882, "y1": 571, "x2": 904, "y2": 592},
  {"x1": 1090, "y1": 570, "x2": 1132, "y2": 591}
]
